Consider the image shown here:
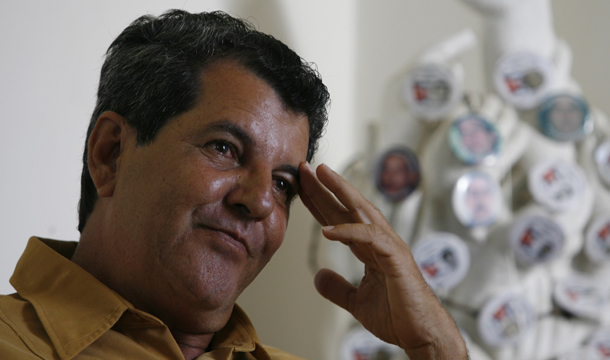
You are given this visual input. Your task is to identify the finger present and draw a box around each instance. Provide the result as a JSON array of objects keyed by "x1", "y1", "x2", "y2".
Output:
[
  {"x1": 323, "y1": 223, "x2": 401, "y2": 255},
  {"x1": 347, "y1": 242, "x2": 383, "y2": 273},
  {"x1": 316, "y1": 164, "x2": 386, "y2": 225},
  {"x1": 299, "y1": 182, "x2": 328, "y2": 226},
  {"x1": 299, "y1": 162, "x2": 352, "y2": 225},
  {"x1": 323, "y1": 224, "x2": 418, "y2": 276},
  {"x1": 314, "y1": 268, "x2": 357, "y2": 315}
]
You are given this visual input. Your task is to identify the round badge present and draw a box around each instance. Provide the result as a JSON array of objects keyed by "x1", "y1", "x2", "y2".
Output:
[
  {"x1": 493, "y1": 51, "x2": 554, "y2": 109},
  {"x1": 586, "y1": 328, "x2": 610, "y2": 360},
  {"x1": 477, "y1": 292, "x2": 535, "y2": 347},
  {"x1": 553, "y1": 275, "x2": 608, "y2": 319},
  {"x1": 403, "y1": 63, "x2": 462, "y2": 120},
  {"x1": 413, "y1": 232, "x2": 471, "y2": 291},
  {"x1": 594, "y1": 141, "x2": 610, "y2": 188},
  {"x1": 527, "y1": 159, "x2": 587, "y2": 213},
  {"x1": 340, "y1": 327, "x2": 404, "y2": 360},
  {"x1": 448, "y1": 113, "x2": 502, "y2": 166},
  {"x1": 509, "y1": 214, "x2": 565, "y2": 266},
  {"x1": 374, "y1": 147, "x2": 420, "y2": 203},
  {"x1": 538, "y1": 93, "x2": 593, "y2": 142},
  {"x1": 452, "y1": 171, "x2": 503, "y2": 228},
  {"x1": 585, "y1": 213, "x2": 610, "y2": 264}
]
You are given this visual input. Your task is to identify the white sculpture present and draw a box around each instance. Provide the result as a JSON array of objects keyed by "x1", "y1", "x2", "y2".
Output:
[{"x1": 320, "y1": 1, "x2": 610, "y2": 359}]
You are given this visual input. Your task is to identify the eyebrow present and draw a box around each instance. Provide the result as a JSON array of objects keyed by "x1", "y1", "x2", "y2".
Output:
[
  {"x1": 200, "y1": 120, "x2": 302, "y2": 189},
  {"x1": 202, "y1": 120, "x2": 255, "y2": 148},
  {"x1": 277, "y1": 164, "x2": 300, "y2": 187}
]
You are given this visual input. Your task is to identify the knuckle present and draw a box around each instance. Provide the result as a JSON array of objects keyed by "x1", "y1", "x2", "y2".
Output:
[{"x1": 365, "y1": 223, "x2": 384, "y2": 238}]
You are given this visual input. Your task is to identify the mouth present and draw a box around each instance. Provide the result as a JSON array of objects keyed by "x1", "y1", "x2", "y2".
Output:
[{"x1": 196, "y1": 224, "x2": 251, "y2": 256}]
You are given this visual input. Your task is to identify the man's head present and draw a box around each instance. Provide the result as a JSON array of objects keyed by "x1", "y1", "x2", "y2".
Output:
[
  {"x1": 73, "y1": 10, "x2": 329, "y2": 335},
  {"x1": 465, "y1": 176, "x2": 494, "y2": 223},
  {"x1": 457, "y1": 116, "x2": 496, "y2": 155},
  {"x1": 376, "y1": 148, "x2": 420, "y2": 202},
  {"x1": 78, "y1": 10, "x2": 330, "y2": 232}
]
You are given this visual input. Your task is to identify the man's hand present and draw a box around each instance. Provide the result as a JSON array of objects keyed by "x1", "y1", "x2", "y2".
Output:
[{"x1": 299, "y1": 162, "x2": 468, "y2": 360}]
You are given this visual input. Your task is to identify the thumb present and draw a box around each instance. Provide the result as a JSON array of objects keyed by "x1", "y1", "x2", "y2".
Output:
[{"x1": 314, "y1": 268, "x2": 357, "y2": 314}]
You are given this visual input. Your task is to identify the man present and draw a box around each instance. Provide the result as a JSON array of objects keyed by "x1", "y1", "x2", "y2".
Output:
[
  {"x1": 457, "y1": 116, "x2": 497, "y2": 158},
  {"x1": 376, "y1": 148, "x2": 420, "y2": 202},
  {"x1": 0, "y1": 10, "x2": 467, "y2": 360}
]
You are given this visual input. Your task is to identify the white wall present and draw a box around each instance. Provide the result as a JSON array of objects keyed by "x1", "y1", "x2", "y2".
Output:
[
  {"x1": 1, "y1": 1, "x2": 608, "y2": 360},
  {"x1": 0, "y1": 1, "x2": 356, "y2": 359}
]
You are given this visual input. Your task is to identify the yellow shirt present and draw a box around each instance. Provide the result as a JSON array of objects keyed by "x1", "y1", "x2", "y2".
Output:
[{"x1": 0, "y1": 237, "x2": 304, "y2": 360}]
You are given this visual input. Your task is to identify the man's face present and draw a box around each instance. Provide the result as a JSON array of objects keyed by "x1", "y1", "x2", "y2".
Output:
[
  {"x1": 380, "y1": 154, "x2": 410, "y2": 194},
  {"x1": 550, "y1": 96, "x2": 582, "y2": 133},
  {"x1": 107, "y1": 60, "x2": 309, "y2": 332},
  {"x1": 465, "y1": 177, "x2": 494, "y2": 222},
  {"x1": 459, "y1": 118, "x2": 494, "y2": 155}
]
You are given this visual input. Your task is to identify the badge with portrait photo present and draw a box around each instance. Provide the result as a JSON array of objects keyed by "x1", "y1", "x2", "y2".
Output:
[
  {"x1": 576, "y1": 327, "x2": 610, "y2": 360},
  {"x1": 477, "y1": 292, "x2": 536, "y2": 347},
  {"x1": 594, "y1": 141, "x2": 610, "y2": 188},
  {"x1": 538, "y1": 93, "x2": 593, "y2": 142},
  {"x1": 585, "y1": 213, "x2": 610, "y2": 264},
  {"x1": 340, "y1": 326, "x2": 405, "y2": 360},
  {"x1": 528, "y1": 159, "x2": 587, "y2": 213},
  {"x1": 448, "y1": 113, "x2": 501, "y2": 166},
  {"x1": 412, "y1": 232, "x2": 471, "y2": 292},
  {"x1": 586, "y1": 328, "x2": 610, "y2": 360},
  {"x1": 553, "y1": 274, "x2": 608, "y2": 320},
  {"x1": 559, "y1": 330, "x2": 610, "y2": 360},
  {"x1": 452, "y1": 171, "x2": 503, "y2": 228},
  {"x1": 493, "y1": 51, "x2": 554, "y2": 110},
  {"x1": 374, "y1": 147, "x2": 421, "y2": 203},
  {"x1": 509, "y1": 214, "x2": 565, "y2": 266},
  {"x1": 403, "y1": 63, "x2": 462, "y2": 121}
]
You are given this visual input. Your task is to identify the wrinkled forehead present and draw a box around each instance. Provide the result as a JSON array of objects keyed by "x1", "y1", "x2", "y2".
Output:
[{"x1": 199, "y1": 58, "x2": 310, "y2": 134}]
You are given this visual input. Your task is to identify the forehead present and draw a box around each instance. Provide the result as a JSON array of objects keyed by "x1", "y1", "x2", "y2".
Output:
[
  {"x1": 460, "y1": 118, "x2": 485, "y2": 130},
  {"x1": 170, "y1": 60, "x2": 310, "y2": 159},
  {"x1": 384, "y1": 154, "x2": 407, "y2": 166},
  {"x1": 468, "y1": 177, "x2": 490, "y2": 190}
]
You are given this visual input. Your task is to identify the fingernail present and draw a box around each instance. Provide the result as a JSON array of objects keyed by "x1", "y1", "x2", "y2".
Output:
[
  {"x1": 323, "y1": 225, "x2": 335, "y2": 231},
  {"x1": 320, "y1": 163, "x2": 337, "y2": 174}
]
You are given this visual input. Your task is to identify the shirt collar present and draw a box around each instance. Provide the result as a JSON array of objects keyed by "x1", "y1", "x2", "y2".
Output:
[
  {"x1": 11, "y1": 237, "x2": 133, "y2": 359},
  {"x1": 208, "y1": 304, "x2": 259, "y2": 352},
  {"x1": 11, "y1": 237, "x2": 270, "y2": 359}
]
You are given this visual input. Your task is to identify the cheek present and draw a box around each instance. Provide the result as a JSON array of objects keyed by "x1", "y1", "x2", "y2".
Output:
[
  {"x1": 181, "y1": 164, "x2": 238, "y2": 203},
  {"x1": 261, "y1": 212, "x2": 288, "y2": 258}
]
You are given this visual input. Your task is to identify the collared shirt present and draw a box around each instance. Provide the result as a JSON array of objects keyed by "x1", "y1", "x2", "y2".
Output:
[{"x1": 0, "y1": 237, "x2": 304, "y2": 360}]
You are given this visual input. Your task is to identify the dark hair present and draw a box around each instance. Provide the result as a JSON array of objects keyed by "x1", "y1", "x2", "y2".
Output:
[{"x1": 78, "y1": 9, "x2": 330, "y2": 233}]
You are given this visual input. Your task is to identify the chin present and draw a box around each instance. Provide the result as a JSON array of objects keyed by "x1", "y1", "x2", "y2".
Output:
[
  {"x1": 154, "y1": 284, "x2": 240, "y2": 334},
  {"x1": 169, "y1": 304, "x2": 235, "y2": 334}
]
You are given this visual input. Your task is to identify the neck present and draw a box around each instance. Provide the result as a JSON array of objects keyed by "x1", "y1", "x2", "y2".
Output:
[
  {"x1": 74, "y1": 215, "x2": 224, "y2": 360},
  {"x1": 172, "y1": 331, "x2": 215, "y2": 360}
]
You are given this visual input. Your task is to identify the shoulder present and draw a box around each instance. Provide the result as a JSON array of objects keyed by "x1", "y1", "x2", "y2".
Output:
[
  {"x1": 262, "y1": 345, "x2": 307, "y2": 360},
  {"x1": 0, "y1": 294, "x2": 53, "y2": 359}
]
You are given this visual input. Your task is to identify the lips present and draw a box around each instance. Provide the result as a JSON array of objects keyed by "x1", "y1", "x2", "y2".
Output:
[{"x1": 196, "y1": 223, "x2": 251, "y2": 256}]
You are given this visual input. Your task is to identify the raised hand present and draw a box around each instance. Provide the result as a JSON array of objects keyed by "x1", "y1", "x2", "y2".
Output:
[{"x1": 299, "y1": 162, "x2": 468, "y2": 360}]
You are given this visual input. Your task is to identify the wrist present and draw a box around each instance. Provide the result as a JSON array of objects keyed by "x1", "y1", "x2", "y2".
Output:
[{"x1": 405, "y1": 334, "x2": 468, "y2": 360}]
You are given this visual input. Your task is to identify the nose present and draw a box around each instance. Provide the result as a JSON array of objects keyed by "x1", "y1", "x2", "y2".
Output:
[{"x1": 226, "y1": 168, "x2": 275, "y2": 221}]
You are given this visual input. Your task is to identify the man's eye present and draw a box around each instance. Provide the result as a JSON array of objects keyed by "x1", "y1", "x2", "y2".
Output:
[
  {"x1": 274, "y1": 178, "x2": 297, "y2": 205},
  {"x1": 274, "y1": 177, "x2": 295, "y2": 197},
  {"x1": 209, "y1": 141, "x2": 235, "y2": 157}
]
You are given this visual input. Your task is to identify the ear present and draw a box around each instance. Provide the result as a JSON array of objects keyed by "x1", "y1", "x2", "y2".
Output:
[{"x1": 87, "y1": 111, "x2": 131, "y2": 198}]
